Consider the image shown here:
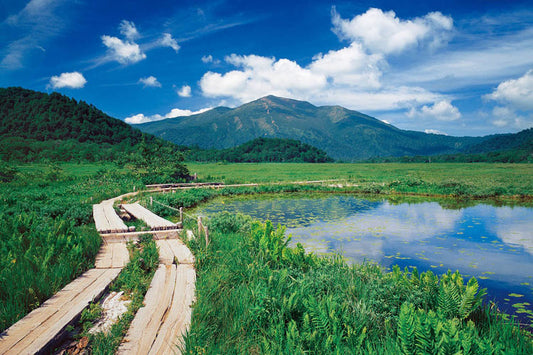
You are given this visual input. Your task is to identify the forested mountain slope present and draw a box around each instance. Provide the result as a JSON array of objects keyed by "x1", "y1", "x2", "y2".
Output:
[{"x1": 138, "y1": 95, "x2": 486, "y2": 161}]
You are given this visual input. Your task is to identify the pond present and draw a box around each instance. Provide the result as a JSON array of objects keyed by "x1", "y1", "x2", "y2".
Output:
[{"x1": 195, "y1": 194, "x2": 533, "y2": 327}]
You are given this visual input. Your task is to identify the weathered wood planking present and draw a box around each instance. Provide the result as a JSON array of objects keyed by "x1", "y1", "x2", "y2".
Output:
[
  {"x1": 117, "y1": 264, "x2": 196, "y2": 355},
  {"x1": 0, "y1": 268, "x2": 121, "y2": 355},
  {"x1": 100, "y1": 230, "x2": 181, "y2": 243},
  {"x1": 148, "y1": 264, "x2": 196, "y2": 355},
  {"x1": 122, "y1": 203, "x2": 177, "y2": 230},
  {"x1": 94, "y1": 198, "x2": 129, "y2": 234},
  {"x1": 117, "y1": 265, "x2": 175, "y2": 354},
  {"x1": 92, "y1": 204, "x2": 110, "y2": 233},
  {"x1": 157, "y1": 239, "x2": 195, "y2": 265},
  {"x1": 93, "y1": 201, "x2": 129, "y2": 234},
  {"x1": 95, "y1": 242, "x2": 129, "y2": 269}
]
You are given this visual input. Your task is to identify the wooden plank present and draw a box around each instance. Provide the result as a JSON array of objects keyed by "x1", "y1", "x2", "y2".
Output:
[
  {"x1": 93, "y1": 202, "x2": 129, "y2": 234},
  {"x1": 0, "y1": 269, "x2": 103, "y2": 352},
  {"x1": 112, "y1": 242, "x2": 130, "y2": 268},
  {"x1": 148, "y1": 264, "x2": 196, "y2": 355},
  {"x1": 94, "y1": 243, "x2": 113, "y2": 269},
  {"x1": 16, "y1": 268, "x2": 121, "y2": 355},
  {"x1": 122, "y1": 203, "x2": 176, "y2": 230},
  {"x1": 101, "y1": 230, "x2": 181, "y2": 243},
  {"x1": 156, "y1": 240, "x2": 175, "y2": 265},
  {"x1": 166, "y1": 239, "x2": 195, "y2": 264},
  {"x1": 117, "y1": 265, "x2": 176, "y2": 354},
  {"x1": 93, "y1": 204, "x2": 110, "y2": 233},
  {"x1": 0, "y1": 268, "x2": 121, "y2": 354},
  {"x1": 102, "y1": 202, "x2": 128, "y2": 233}
]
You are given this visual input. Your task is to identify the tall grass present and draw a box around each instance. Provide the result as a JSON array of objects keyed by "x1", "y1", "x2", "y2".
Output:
[
  {"x1": 0, "y1": 163, "x2": 143, "y2": 332},
  {"x1": 184, "y1": 213, "x2": 533, "y2": 353},
  {"x1": 0, "y1": 214, "x2": 100, "y2": 331}
]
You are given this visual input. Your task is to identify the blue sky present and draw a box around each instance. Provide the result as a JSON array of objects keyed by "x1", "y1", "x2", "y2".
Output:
[{"x1": 1, "y1": 0, "x2": 532, "y2": 137}]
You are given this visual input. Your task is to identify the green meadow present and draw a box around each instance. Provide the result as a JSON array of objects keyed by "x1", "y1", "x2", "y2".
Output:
[{"x1": 187, "y1": 162, "x2": 533, "y2": 197}]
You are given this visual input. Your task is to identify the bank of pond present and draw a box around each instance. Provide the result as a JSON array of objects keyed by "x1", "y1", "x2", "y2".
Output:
[
  {"x1": 192, "y1": 193, "x2": 533, "y2": 328},
  {"x1": 145, "y1": 188, "x2": 533, "y2": 353}
]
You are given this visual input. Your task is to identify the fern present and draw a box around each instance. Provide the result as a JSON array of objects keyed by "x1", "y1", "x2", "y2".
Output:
[
  {"x1": 458, "y1": 277, "x2": 486, "y2": 319},
  {"x1": 398, "y1": 303, "x2": 416, "y2": 354}
]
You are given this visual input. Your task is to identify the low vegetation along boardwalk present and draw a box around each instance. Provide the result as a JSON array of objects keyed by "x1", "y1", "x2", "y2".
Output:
[
  {"x1": 0, "y1": 242, "x2": 129, "y2": 354},
  {"x1": 0, "y1": 190, "x2": 195, "y2": 354}
]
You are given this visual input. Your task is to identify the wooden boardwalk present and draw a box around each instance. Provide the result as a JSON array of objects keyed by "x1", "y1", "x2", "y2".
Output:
[
  {"x1": 122, "y1": 203, "x2": 177, "y2": 231},
  {"x1": 118, "y1": 238, "x2": 195, "y2": 355},
  {"x1": 1, "y1": 189, "x2": 194, "y2": 355},
  {"x1": 156, "y1": 239, "x2": 195, "y2": 265},
  {"x1": 93, "y1": 201, "x2": 129, "y2": 234},
  {"x1": 0, "y1": 243, "x2": 128, "y2": 355},
  {"x1": 95, "y1": 242, "x2": 129, "y2": 269}
]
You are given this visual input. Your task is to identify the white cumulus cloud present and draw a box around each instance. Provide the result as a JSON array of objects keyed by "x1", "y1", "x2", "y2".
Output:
[
  {"x1": 49, "y1": 71, "x2": 87, "y2": 89},
  {"x1": 125, "y1": 107, "x2": 212, "y2": 124},
  {"x1": 407, "y1": 100, "x2": 461, "y2": 121},
  {"x1": 485, "y1": 70, "x2": 533, "y2": 111},
  {"x1": 199, "y1": 7, "x2": 457, "y2": 113},
  {"x1": 201, "y1": 55, "x2": 221, "y2": 64},
  {"x1": 309, "y1": 43, "x2": 383, "y2": 88},
  {"x1": 200, "y1": 50, "x2": 442, "y2": 111},
  {"x1": 201, "y1": 54, "x2": 327, "y2": 102},
  {"x1": 101, "y1": 35, "x2": 146, "y2": 64},
  {"x1": 490, "y1": 106, "x2": 532, "y2": 129},
  {"x1": 138, "y1": 76, "x2": 161, "y2": 87},
  {"x1": 177, "y1": 85, "x2": 192, "y2": 97},
  {"x1": 331, "y1": 7, "x2": 453, "y2": 54},
  {"x1": 119, "y1": 20, "x2": 140, "y2": 41},
  {"x1": 160, "y1": 33, "x2": 180, "y2": 52}
]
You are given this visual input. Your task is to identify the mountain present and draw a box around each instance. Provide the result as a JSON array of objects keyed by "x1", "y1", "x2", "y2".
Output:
[
  {"x1": 0, "y1": 87, "x2": 179, "y2": 164},
  {"x1": 137, "y1": 96, "x2": 486, "y2": 161},
  {"x1": 466, "y1": 128, "x2": 533, "y2": 154}
]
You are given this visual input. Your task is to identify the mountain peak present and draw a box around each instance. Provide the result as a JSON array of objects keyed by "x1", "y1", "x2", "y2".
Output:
[
  {"x1": 251, "y1": 95, "x2": 317, "y2": 112},
  {"x1": 137, "y1": 94, "x2": 487, "y2": 161}
]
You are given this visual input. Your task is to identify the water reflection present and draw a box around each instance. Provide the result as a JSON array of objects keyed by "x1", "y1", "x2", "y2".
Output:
[{"x1": 196, "y1": 195, "x2": 533, "y2": 325}]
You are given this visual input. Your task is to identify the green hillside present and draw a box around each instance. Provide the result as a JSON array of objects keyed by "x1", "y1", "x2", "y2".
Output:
[
  {"x1": 466, "y1": 128, "x2": 533, "y2": 153},
  {"x1": 366, "y1": 128, "x2": 533, "y2": 163},
  {"x1": 137, "y1": 95, "x2": 486, "y2": 161},
  {"x1": 0, "y1": 87, "x2": 178, "y2": 166},
  {"x1": 184, "y1": 137, "x2": 334, "y2": 163},
  {"x1": 0, "y1": 87, "x2": 189, "y2": 183}
]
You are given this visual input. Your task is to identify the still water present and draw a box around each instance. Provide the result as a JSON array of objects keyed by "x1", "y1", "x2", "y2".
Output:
[{"x1": 195, "y1": 194, "x2": 533, "y2": 326}]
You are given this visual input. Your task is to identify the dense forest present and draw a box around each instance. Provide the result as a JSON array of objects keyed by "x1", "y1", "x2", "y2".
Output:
[
  {"x1": 366, "y1": 139, "x2": 533, "y2": 163},
  {"x1": 0, "y1": 87, "x2": 189, "y2": 183},
  {"x1": 182, "y1": 137, "x2": 334, "y2": 163}
]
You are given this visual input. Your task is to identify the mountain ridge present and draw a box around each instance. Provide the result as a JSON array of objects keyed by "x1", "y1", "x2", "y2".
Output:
[{"x1": 137, "y1": 95, "x2": 486, "y2": 161}]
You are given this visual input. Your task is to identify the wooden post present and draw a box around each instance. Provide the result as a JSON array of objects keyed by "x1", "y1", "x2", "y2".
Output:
[
  {"x1": 197, "y1": 216, "x2": 202, "y2": 237},
  {"x1": 193, "y1": 173, "x2": 197, "y2": 181},
  {"x1": 204, "y1": 225, "x2": 209, "y2": 247},
  {"x1": 150, "y1": 196, "x2": 153, "y2": 206},
  {"x1": 179, "y1": 207, "x2": 183, "y2": 223}
]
